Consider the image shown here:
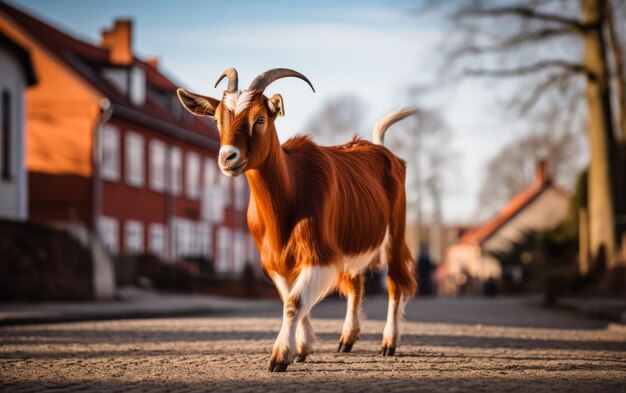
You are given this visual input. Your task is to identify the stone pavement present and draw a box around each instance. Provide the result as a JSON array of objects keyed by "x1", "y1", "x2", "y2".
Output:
[{"x1": 1, "y1": 296, "x2": 625, "y2": 392}]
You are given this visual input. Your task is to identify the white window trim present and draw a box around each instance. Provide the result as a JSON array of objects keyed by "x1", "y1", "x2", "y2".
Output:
[
  {"x1": 98, "y1": 216, "x2": 119, "y2": 253},
  {"x1": 125, "y1": 131, "x2": 145, "y2": 188},
  {"x1": 101, "y1": 124, "x2": 120, "y2": 182},
  {"x1": 125, "y1": 220, "x2": 144, "y2": 254},
  {"x1": 170, "y1": 147, "x2": 182, "y2": 196},
  {"x1": 216, "y1": 226, "x2": 232, "y2": 273},
  {"x1": 186, "y1": 151, "x2": 201, "y2": 200},
  {"x1": 148, "y1": 223, "x2": 166, "y2": 258},
  {"x1": 149, "y1": 139, "x2": 166, "y2": 192},
  {"x1": 234, "y1": 176, "x2": 247, "y2": 211}
]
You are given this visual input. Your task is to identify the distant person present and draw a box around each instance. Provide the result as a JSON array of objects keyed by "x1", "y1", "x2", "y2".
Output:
[
  {"x1": 484, "y1": 277, "x2": 498, "y2": 297},
  {"x1": 417, "y1": 246, "x2": 434, "y2": 296}
]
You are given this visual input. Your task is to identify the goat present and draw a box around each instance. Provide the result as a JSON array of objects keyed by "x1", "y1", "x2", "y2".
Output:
[{"x1": 177, "y1": 68, "x2": 417, "y2": 372}]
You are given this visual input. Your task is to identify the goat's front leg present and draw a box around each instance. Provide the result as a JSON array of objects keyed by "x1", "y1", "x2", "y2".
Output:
[
  {"x1": 295, "y1": 315, "x2": 315, "y2": 362},
  {"x1": 269, "y1": 265, "x2": 338, "y2": 372}
]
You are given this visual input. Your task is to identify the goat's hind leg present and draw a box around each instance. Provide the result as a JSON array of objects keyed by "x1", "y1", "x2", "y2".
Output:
[
  {"x1": 381, "y1": 278, "x2": 402, "y2": 356},
  {"x1": 337, "y1": 272, "x2": 363, "y2": 353},
  {"x1": 381, "y1": 238, "x2": 415, "y2": 356}
]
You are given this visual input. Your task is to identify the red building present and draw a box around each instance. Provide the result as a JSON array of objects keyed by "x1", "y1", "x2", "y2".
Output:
[{"x1": 0, "y1": 2, "x2": 257, "y2": 273}]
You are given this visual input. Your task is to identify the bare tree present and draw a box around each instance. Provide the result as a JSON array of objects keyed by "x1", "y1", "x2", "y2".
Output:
[
  {"x1": 386, "y1": 109, "x2": 455, "y2": 258},
  {"x1": 304, "y1": 94, "x2": 367, "y2": 146},
  {"x1": 441, "y1": 0, "x2": 625, "y2": 269},
  {"x1": 477, "y1": 126, "x2": 585, "y2": 219}
]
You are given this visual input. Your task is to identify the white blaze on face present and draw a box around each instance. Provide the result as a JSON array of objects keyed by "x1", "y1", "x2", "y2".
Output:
[{"x1": 223, "y1": 90, "x2": 255, "y2": 115}]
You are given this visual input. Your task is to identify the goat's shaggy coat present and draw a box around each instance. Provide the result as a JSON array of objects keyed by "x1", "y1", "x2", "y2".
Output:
[{"x1": 176, "y1": 67, "x2": 417, "y2": 372}]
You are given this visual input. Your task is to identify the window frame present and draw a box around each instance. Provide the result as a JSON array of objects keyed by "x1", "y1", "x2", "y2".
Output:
[
  {"x1": 149, "y1": 139, "x2": 166, "y2": 192},
  {"x1": 125, "y1": 131, "x2": 145, "y2": 188},
  {"x1": 98, "y1": 216, "x2": 119, "y2": 253},
  {"x1": 125, "y1": 220, "x2": 144, "y2": 254}
]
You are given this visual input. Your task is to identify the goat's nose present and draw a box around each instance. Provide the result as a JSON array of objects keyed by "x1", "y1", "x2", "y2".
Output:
[{"x1": 219, "y1": 145, "x2": 241, "y2": 165}]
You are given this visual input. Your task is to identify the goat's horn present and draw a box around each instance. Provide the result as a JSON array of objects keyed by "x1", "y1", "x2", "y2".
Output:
[
  {"x1": 248, "y1": 68, "x2": 315, "y2": 93},
  {"x1": 214, "y1": 67, "x2": 239, "y2": 92}
]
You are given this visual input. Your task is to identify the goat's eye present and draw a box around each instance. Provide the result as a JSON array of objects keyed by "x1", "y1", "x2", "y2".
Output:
[{"x1": 256, "y1": 117, "x2": 265, "y2": 125}]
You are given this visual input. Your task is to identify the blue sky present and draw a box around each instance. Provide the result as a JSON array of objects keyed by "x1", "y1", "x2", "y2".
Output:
[{"x1": 9, "y1": 0, "x2": 525, "y2": 223}]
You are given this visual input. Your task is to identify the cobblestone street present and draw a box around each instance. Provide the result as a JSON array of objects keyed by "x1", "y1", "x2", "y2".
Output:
[{"x1": 1, "y1": 296, "x2": 625, "y2": 392}]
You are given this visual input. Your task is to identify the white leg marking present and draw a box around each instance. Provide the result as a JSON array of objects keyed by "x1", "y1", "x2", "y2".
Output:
[
  {"x1": 272, "y1": 273, "x2": 291, "y2": 301},
  {"x1": 341, "y1": 291, "x2": 361, "y2": 342},
  {"x1": 383, "y1": 296, "x2": 397, "y2": 342},
  {"x1": 272, "y1": 265, "x2": 340, "y2": 366},
  {"x1": 383, "y1": 295, "x2": 406, "y2": 349},
  {"x1": 296, "y1": 315, "x2": 315, "y2": 357}
]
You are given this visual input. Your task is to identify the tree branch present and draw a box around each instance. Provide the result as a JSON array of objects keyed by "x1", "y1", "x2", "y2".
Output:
[
  {"x1": 514, "y1": 71, "x2": 582, "y2": 114},
  {"x1": 456, "y1": 5, "x2": 585, "y2": 30},
  {"x1": 455, "y1": 26, "x2": 577, "y2": 57},
  {"x1": 464, "y1": 60, "x2": 587, "y2": 78}
]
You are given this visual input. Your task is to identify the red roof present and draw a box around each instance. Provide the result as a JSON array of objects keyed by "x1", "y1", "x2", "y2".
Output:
[
  {"x1": 460, "y1": 177, "x2": 568, "y2": 246},
  {"x1": 0, "y1": 1, "x2": 218, "y2": 146}
]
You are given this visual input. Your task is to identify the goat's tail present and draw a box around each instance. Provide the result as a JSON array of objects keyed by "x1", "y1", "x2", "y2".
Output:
[{"x1": 372, "y1": 108, "x2": 419, "y2": 146}]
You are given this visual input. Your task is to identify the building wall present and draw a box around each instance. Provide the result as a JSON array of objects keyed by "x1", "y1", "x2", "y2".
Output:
[
  {"x1": 0, "y1": 13, "x2": 259, "y2": 274},
  {"x1": 482, "y1": 188, "x2": 569, "y2": 254},
  {"x1": 0, "y1": 15, "x2": 102, "y2": 176},
  {"x1": 0, "y1": 44, "x2": 27, "y2": 220},
  {"x1": 0, "y1": 14, "x2": 102, "y2": 226},
  {"x1": 98, "y1": 115, "x2": 256, "y2": 271}
]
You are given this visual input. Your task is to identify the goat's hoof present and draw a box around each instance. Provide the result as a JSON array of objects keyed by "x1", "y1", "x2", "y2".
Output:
[
  {"x1": 269, "y1": 361, "x2": 289, "y2": 372},
  {"x1": 295, "y1": 355, "x2": 307, "y2": 363},
  {"x1": 380, "y1": 346, "x2": 396, "y2": 356},
  {"x1": 338, "y1": 343, "x2": 353, "y2": 353}
]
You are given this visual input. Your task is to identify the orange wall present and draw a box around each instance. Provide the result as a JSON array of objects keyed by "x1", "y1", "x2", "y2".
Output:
[{"x1": 0, "y1": 14, "x2": 101, "y2": 178}]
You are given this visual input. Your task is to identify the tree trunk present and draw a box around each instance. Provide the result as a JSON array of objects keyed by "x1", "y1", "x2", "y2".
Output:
[
  {"x1": 582, "y1": 0, "x2": 618, "y2": 270},
  {"x1": 605, "y1": 1, "x2": 625, "y2": 144}
]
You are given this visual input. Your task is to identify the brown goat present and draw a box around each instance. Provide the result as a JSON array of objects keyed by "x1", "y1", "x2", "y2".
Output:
[{"x1": 177, "y1": 68, "x2": 417, "y2": 372}]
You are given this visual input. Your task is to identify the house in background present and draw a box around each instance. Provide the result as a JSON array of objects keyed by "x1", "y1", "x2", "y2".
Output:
[
  {"x1": 0, "y1": 2, "x2": 258, "y2": 273},
  {"x1": 437, "y1": 161, "x2": 570, "y2": 295},
  {"x1": 0, "y1": 31, "x2": 36, "y2": 220}
]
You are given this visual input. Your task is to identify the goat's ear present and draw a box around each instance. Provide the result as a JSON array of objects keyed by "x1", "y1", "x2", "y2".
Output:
[
  {"x1": 268, "y1": 94, "x2": 285, "y2": 117},
  {"x1": 176, "y1": 88, "x2": 220, "y2": 116}
]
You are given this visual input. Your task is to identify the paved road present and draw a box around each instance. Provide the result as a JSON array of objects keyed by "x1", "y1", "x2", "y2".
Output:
[{"x1": 1, "y1": 296, "x2": 625, "y2": 392}]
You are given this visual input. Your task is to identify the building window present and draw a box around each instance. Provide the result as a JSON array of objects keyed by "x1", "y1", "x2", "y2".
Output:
[
  {"x1": 149, "y1": 223, "x2": 166, "y2": 258},
  {"x1": 170, "y1": 147, "x2": 182, "y2": 195},
  {"x1": 247, "y1": 234, "x2": 258, "y2": 264},
  {"x1": 125, "y1": 220, "x2": 144, "y2": 253},
  {"x1": 186, "y1": 152, "x2": 201, "y2": 200},
  {"x1": 98, "y1": 216, "x2": 119, "y2": 253},
  {"x1": 149, "y1": 140, "x2": 166, "y2": 192},
  {"x1": 125, "y1": 131, "x2": 144, "y2": 187},
  {"x1": 233, "y1": 229, "x2": 245, "y2": 272},
  {"x1": 220, "y1": 174, "x2": 231, "y2": 207},
  {"x1": 130, "y1": 66, "x2": 146, "y2": 106},
  {"x1": 204, "y1": 157, "x2": 218, "y2": 186},
  {"x1": 1, "y1": 90, "x2": 12, "y2": 180},
  {"x1": 198, "y1": 222, "x2": 212, "y2": 258},
  {"x1": 201, "y1": 158, "x2": 224, "y2": 222},
  {"x1": 171, "y1": 217, "x2": 190, "y2": 259},
  {"x1": 101, "y1": 124, "x2": 120, "y2": 181},
  {"x1": 234, "y1": 176, "x2": 247, "y2": 211},
  {"x1": 216, "y1": 226, "x2": 232, "y2": 272}
]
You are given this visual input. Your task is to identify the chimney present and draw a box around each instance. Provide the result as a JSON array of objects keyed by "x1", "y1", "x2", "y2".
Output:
[
  {"x1": 535, "y1": 160, "x2": 548, "y2": 184},
  {"x1": 146, "y1": 57, "x2": 159, "y2": 69},
  {"x1": 100, "y1": 19, "x2": 133, "y2": 65}
]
